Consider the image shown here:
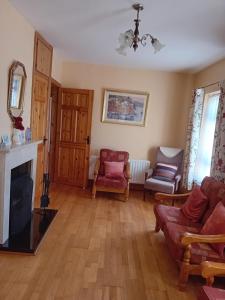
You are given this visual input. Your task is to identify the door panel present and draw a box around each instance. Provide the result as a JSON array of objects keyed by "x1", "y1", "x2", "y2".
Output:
[
  {"x1": 74, "y1": 147, "x2": 86, "y2": 186},
  {"x1": 60, "y1": 108, "x2": 74, "y2": 142},
  {"x1": 36, "y1": 38, "x2": 52, "y2": 77},
  {"x1": 56, "y1": 145, "x2": 75, "y2": 184},
  {"x1": 49, "y1": 81, "x2": 60, "y2": 181},
  {"x1": 31, "y1": 32, "x2": 53, "y2": 202},
  {"x1": 76, "y1": 110, "x2": 88, "y2": 144},
  {"x1": 31, "y1": 74, "x2": 48, "y2": 140},
  {"x1": 55, "y1": 88, "x2": 93, "y2": 188}
]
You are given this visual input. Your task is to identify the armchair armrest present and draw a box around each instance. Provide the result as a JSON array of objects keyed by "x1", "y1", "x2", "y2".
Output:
[
  {"x1": 93, "y1": 159, "x2": 100, "y2": 182},
  {"x1": 125, "y1": 162, "x2": 131, "y2": 181},
  {"x1": 145, "y1": 168, "x2": 154, "y2": 180},
  {"x1": 175, "y1": 174, "x2": 181, "y2": 191},
  {"x1": 155, "y1": 192, "x2": 191, "y2": 206},
  {"x1": 181, "y1": 232, "x2": 225, "y2": 247}
]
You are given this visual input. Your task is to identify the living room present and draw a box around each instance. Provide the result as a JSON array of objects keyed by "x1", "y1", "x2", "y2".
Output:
[{"x1": 1, "y1": 0, "x2": 225, "y2": 299}]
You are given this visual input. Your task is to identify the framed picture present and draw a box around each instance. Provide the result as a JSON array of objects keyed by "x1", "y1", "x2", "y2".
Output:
[{"x1": 102, "y1": 89, "x2": 149, "y2": 126}]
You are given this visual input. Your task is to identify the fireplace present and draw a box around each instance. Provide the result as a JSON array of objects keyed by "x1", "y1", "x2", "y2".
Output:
[
  {"x1": 0, "y1": 141, "x2": 57, "y2": 254},
  {"x1": 0, "y1": 141, "x2": 40, "y2": 244},
  {"x1": 9, "y1": 161, "x2": 33, "y2": 236}
]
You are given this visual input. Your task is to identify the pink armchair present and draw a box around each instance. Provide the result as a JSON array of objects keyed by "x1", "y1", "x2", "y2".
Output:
[{"x1": 92, "y1": 149, "x2": 131, "y2": 201}]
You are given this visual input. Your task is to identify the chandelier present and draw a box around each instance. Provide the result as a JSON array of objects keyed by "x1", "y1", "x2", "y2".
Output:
[{"x1": 116, "y1": 3, "x2": 165, "y2": 56}]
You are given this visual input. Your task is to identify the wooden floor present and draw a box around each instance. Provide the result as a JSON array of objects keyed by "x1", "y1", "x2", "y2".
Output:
[{"x1": 0, "y1": 184, "x2": 205, "y2": 300}]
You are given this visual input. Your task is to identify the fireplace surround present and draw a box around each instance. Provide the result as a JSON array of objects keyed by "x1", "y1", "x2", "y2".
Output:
[{"x1": 0, "y1": 141, "x2": 40, "y2": 244}]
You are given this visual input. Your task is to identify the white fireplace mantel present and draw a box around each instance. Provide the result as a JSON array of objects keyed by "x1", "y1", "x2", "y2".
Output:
[{"x1": 0, "y1": 140, "x2": 41, "y2": 244}]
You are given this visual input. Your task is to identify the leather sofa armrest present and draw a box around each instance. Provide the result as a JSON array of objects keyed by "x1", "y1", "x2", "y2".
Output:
[{"x1": 155, "y1": 192, "x2": 191, "y2": 206}]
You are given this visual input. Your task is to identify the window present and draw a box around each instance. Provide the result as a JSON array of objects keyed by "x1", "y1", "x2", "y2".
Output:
[{"x1": 193, "y1": 91, "x2": 220, "y2": 184}]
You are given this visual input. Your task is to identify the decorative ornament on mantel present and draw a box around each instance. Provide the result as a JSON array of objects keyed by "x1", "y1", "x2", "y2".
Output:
[
  {"x1": 12, "y1": 116, "x2": 25, "y2": 145},
  {"x1": 116, "y1": 3, "x2": 165, "y2": 56}
]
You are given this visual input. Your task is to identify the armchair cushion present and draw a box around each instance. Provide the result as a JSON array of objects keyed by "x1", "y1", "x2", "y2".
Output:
[
  {"x1": 201, "y1": 202, "x2": 225, "y2": 257},
  {"x1": 181, "y1": 187, "x2": 208, "y2": 223},
  {"x1": 164, "y1": 222, "x2": 223, "y2": 264},
  {"x1": 153, "y1": 162, "x2": 178, "y2": 182},
  {"x1": 96, "y1": 175, "x2": 127, "y2": 190},
  {"x1": 145, "y1": 178, "x2": 175, "y2": 194},
  {"x1": 104, "y1": 161, "x2": 124, "y2": 179}
]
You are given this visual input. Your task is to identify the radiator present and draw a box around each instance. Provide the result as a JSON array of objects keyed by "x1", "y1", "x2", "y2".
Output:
[
  {"x1": 89, "y1": 156, "x2": 150, "y2": 184},
  {"x1": 129, "y1": 159, "x2": 150, "y2": 184}
]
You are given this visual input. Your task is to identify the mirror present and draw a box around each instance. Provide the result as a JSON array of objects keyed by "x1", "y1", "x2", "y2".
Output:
[{"x1": 8, "y1": 61, "x2": 27, "y2": 119}]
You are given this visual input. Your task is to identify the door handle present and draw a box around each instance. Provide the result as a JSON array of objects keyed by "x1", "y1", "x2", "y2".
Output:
[{"x1": 86, "y1": 136, "x2": 90, "y2": 145}]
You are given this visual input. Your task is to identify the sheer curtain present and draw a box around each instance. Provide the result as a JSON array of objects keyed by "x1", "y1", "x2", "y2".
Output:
[
  {"x1": 193, "y1": 92, "x2": 219, "y2": 185},
  {"x1": 182, "y1": 89, "x2": 204, "y2": 190}
]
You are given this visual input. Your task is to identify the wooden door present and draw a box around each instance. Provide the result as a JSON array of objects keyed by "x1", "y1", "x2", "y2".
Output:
[
  {"x1": 55, "y1": 88, "x2": 93, "y2": 188},
  {"x1": 31, "y1": 32, "x2": 53, "y2": 202},
  {"x1": 49, "y1": 80, "x2": 60, "y2": 182}
]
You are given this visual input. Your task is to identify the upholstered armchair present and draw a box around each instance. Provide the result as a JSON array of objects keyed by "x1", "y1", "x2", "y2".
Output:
[
  {"x1": 92, "y1": 149, "x2": 131, "y2": 201},
  {"x1": 144, "y1": 147, "x2": 184, "y2": 199}
]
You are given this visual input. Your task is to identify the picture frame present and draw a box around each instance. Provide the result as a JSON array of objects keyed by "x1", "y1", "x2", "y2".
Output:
[{"x1": 102, "y1": 89, "x2": 149, "y2": 126}]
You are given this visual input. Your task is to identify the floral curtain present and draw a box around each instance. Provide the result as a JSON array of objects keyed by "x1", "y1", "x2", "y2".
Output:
[
  {"x1": 182, "y1": 88, "x2": 204, "y2": 190},
  {"x1": 210, "y1": 82, "x2": 225, "y2": 181}
]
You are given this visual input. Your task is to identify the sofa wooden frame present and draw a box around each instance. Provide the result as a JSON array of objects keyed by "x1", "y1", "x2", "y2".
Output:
[{"x1": 155, "y1": 192, "x2": 225, "y2": 290}]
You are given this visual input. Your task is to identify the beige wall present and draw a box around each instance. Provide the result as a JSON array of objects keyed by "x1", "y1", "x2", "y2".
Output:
[
  {"x1": 194, "y1": 58, "x2": 225, "y2": 88},
  {"x1": 62, "y1": 62, "x2": 193, "y2": 161},
  {"x1": 52, "y1": 49, "x2": 63, "y2": 84},
  {"x1": 0, "y1": 0, "x2": 34, "y2": 137}
]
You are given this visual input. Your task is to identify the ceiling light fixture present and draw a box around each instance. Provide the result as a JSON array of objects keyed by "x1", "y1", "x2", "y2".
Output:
[{"x1": 116, "y1": 3, "x2": 165, "y2": 56}]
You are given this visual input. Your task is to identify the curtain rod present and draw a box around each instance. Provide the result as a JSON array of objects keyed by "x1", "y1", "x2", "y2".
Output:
[{"x1": 198, "y1": 81, "x2": 220, "y2": 89}]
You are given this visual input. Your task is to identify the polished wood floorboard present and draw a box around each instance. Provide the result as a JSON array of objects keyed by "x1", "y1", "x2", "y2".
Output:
[{"x1": 0, "y1": 184, "x2": 205, "y2": 300}]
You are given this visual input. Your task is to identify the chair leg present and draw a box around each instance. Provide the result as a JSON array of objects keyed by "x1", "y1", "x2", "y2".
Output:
[
  {"x1": 92, "y1": 185, "x2": 96, "y2": 199},
  {"x1": 178, "y1": 265, "x2": 189, "y2": 291},
  {"x1": 178, "y1": 245, "x2": 191, "y2": 290},
  {"x1": 143, "y1": 189, "x2": 146, "y2": 201},
  {"x1": 155, "y1": 219, "x2": 160, "y2": 232},
  {"x1": 124, "y1": 186, "x2": 129, "y2": 201}
]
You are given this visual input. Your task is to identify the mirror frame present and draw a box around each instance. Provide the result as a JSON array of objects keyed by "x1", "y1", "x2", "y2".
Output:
[{"x1": 7, "y1": 61, "x2": 27, "y2": 119}]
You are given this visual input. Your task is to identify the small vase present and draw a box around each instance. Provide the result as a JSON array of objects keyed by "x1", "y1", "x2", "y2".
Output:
[{"x1": 12, "y1": 128, "x2": 23, "y2": 145}]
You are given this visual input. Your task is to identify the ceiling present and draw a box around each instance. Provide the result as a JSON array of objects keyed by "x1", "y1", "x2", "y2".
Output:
[{"x1": 10, "y1": 0, "x2": 225, "y2": 73}]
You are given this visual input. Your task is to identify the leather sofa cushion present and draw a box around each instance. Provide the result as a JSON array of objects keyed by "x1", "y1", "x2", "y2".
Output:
[
  {"x1": 154, "y1": 204, "x2": 202, "y2": 231},
  {"x1": 181, "y1": 187, "x2": 208, "y2": 223},
  {"x1": 198, "y1": 286, "x2": 225, "y2": 300},
  {"x1": 201, "y1": 201, "x2": 225, "y2": 257}
]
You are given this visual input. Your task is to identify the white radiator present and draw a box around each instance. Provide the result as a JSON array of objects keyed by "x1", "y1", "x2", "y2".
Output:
[
  {"x1": 129, "y1": 159, "x2": 150, "y2": 184},
  {"x1": 89, "y1": 156, "x2": 150, "y2": 184}
]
